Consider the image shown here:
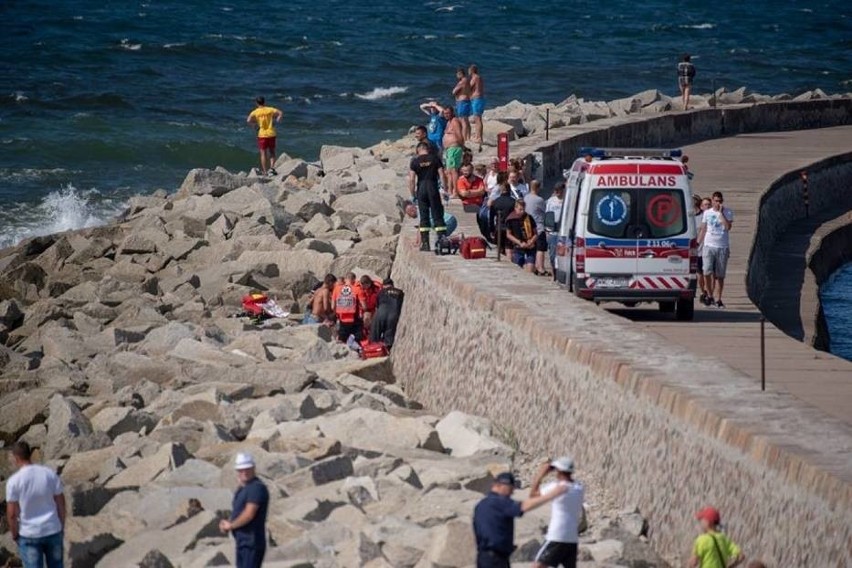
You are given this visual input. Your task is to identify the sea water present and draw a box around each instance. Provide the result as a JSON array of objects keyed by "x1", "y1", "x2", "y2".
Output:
[
  {"x1": 820, "y1": 262, "x2": 852, "y2": 362},
  {"x1": 1, "y1": 0, "x2": 850, "y2": 347}
]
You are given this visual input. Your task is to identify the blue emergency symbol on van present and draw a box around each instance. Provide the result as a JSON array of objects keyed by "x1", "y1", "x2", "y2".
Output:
[{"x1": 596, "y1": 193, "x2": 628, "y2": 226}]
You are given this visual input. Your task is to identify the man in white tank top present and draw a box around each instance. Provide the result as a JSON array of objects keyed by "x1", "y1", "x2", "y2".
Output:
[{"x1": 530, "y1": 456, "x2": 585, "y2": 568}]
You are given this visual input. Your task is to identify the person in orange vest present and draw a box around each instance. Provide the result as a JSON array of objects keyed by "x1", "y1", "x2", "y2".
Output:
[
  {"x1": 355, "y1": 275, "x2": 382, "y2": 332},
  {"x1": 331, "y1": 279, "x2": 362, "y2": 343}
]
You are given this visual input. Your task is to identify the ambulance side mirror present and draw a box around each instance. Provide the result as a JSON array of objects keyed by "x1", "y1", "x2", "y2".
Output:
[{"x1": 544, "y1": 211, "x2": 557, "y2": 232}]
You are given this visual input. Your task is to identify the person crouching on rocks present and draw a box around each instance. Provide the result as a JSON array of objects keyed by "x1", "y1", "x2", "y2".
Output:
[
  {"x1": 303, "y1": 273, "x2": 337, "y2": 325},
  {"x1": 689, "y1": 507, "x2": 744, "y2": 568},
  {"x1": 369, "y1": 278, "x2": 405, "y2": 349},
  {"x1": 332, "y1": 277, "x2": 363, "y2": 343}
]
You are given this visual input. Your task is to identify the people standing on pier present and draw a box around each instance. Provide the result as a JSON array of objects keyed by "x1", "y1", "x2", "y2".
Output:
[
  {"x1": 678, "y1": 54, "x2": 697, "y2": 110},
  {"x1": 472, "y1": 470, "x2": 568, "y2": 568},
  {"x1": 698, "y1": 191, "x2": 733, "y2": 309},
  {"x1": 452, "y1": 67, "x2": 472, "y2": 142},
  {"x1": 220, "y1": 453, "x2": 269, "y2": 568},
  {"x1": 469, "y1": 64, "x2": 486, "y2": 151},
  {"x1": 246, "y1": 96, "x2": 283, "y2": 176},
  {"x1": 524, "y1": 181, "x2": 549, "y2": 276},
  {"x1": 409, "y1": 142, "x2": 446, "y2": 251},
  {"x1": 545, "y1": 182, "x2": 565, "y2": 280},
  {"x1": 529, "y1": 457, "x2": 584, "y2": 568},
  {"x1": 442, "y1": 106, "x2": 465, "y2": 198},
  {"x1": 5, "y1": 441, "x2": 66, "y2": 568},
  {"x1": 413, "y1": 124, "x2": 439, "y2": 156},
  {"x1": 688, "y1": 507, "x2": 743, "y2": 568},
  {"x1": 419, "y1": 101, "x2": 447, "y2": 153}
]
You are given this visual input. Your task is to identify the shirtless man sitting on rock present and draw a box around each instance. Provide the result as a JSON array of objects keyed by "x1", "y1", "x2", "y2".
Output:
[
  {"x1": 303, "y1": 273, "x2": 337, "y2": 325},
  {"x1": 442, "y1": 106, "x2": 465, "y2": 199}
]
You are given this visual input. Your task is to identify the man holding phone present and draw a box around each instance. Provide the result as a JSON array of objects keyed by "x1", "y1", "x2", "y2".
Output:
[
  {"x1": 530, "y1": 456, "x2": 585, "y2": 568},
  {"x1": 698, "y1": 191, "x2": 734, "y2": 309}
]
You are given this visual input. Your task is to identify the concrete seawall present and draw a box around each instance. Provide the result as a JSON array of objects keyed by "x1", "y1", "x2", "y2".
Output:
[
  {"x1": 391, "y1": 100, "x2": 852, "y2": 566},
  {"x1": 806, "y1": 213, "x2": 852, "y2": 352}
]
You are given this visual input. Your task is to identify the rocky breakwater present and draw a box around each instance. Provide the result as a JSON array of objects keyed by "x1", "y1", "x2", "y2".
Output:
[{"x1": 0, "y1": 140, "x2": 668, "y2": 567}]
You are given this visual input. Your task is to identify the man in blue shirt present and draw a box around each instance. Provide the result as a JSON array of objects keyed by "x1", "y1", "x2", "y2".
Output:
[
  {"x1": 473, "y1": 468, "x2": 568, "y2": 567},
  {"x1": 219, "y1": 453, "x2": 269, "y2": 568},
  {"x1": 419, "y1": 101, "x2": 447, "y2": 152}
]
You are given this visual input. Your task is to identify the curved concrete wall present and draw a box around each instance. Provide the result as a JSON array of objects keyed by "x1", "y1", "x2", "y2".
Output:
[
  {"x1": 806, "y1": 213, "x2": 852, "y2": 351},
  {"x1": 391, "y1": 100, "x2": 852, "y2": 566},
  {"x1": 746, "y1": 153, "x2": 852, "y2": 321}
]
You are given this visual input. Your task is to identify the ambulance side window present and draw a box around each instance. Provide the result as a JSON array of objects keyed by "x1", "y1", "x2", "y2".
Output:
[{"x1": 588, "y1": 189, "x2": 632, "y2": 238}]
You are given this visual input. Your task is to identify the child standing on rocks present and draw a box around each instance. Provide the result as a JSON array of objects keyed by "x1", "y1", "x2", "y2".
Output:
[{"x1": 688, "y1": 507, "x2": 744, "y2": 568}]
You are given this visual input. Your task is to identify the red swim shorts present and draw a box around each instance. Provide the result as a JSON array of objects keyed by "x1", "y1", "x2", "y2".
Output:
[{"x1": 257, "y1": 136, "x2": 276, "y2": 152}]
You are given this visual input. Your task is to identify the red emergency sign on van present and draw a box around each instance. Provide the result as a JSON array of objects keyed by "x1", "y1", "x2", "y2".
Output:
[{"x1": 596, "y1": 175, "x2": 678, "y2": 187}]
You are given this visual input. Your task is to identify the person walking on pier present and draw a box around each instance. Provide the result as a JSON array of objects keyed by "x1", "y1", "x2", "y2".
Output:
[
  {"x1": 688, "y1": 507, "x2": 743, "y2": 568},
  {"x1": 678, "y1": 54, "x2": 696, "y2": 110},
  {"x1": 530, "y1": 457, "x2": 584, "y2": 568},
  {"x1": 698, "y1": 191, "x2": 733, "y2": 308},
  {"x1": 246, "y1": 96, "x2": 283, "y2": 176},
  {"x1": 409, "y1": 142, "x2": 446, "y2": 251},
  {"x1": 473, "y1": 470, "x2": 569, "y2": 568}
]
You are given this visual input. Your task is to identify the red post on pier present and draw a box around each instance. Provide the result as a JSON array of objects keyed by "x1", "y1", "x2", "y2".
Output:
[{"x1": 497, "y1": 133, "x2": 509, "y2": 172}]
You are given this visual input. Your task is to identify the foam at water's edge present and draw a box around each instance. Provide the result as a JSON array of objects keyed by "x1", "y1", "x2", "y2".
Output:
[{"x1": 0, "y1": 184, "x2": 125, "y2": 249}]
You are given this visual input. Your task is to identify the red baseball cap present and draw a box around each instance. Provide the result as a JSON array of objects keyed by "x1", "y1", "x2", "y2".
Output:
[{"x1": 695, "y1": 507, "x2": 721, "y2": 525}]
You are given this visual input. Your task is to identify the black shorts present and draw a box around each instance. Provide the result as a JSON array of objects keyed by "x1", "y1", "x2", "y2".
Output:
[
  {"x1": 536, "y1": 232, "x2": 548, "y2": 252},
  {"x1": 337, "y1": 320, "x2": 362, "y2": 342},
  {"x1": 535, "y1": 541, "x2": 578, "y2": 568}
]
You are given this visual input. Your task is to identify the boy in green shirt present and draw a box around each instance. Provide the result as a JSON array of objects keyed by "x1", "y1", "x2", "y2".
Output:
[{"x1": 689, "y1": 507, "x2": 744, "y2": 568}]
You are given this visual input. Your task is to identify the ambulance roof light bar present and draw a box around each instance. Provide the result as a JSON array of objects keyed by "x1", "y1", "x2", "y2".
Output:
[{"x1": 578, "y1": 147, "x2": 683, "y2": 159}]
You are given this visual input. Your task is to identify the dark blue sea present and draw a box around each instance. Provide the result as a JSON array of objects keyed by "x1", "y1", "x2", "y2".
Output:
[
  {"x1": 1, "y1": 0, "x2": 850, "y2": 353},
  {"x1": 821, "y1": 262, "x2": 852, "y2": 362}
]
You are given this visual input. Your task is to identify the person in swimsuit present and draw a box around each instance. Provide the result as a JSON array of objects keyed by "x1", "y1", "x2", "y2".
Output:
[
  {"x1": 678, "y1": 54, "x2": 696, "y2": 110},
  {"x1": 441, "y1": 106, "x2": 465, "y2": 198},
  {"x1": 452, "y1": 67, "x2": 472, "y2": 142},
  {"x1": 469, "y1": 64, "x2": 486, "y2": 151}
]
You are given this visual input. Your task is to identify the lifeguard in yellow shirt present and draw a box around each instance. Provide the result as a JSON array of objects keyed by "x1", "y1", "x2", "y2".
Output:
[{"x1": 246, "y1": 96, "x2": 282, "y2": 176}]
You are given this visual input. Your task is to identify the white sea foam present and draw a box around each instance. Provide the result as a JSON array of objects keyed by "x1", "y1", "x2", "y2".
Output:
[
  {"x1": 13, "y1": 91, "x2": 28, "y2": 102},
  {"x1": 423, "y1": 34, "x2": 437, "y2": 40},
  {"x1": 222, "y1": 6, "x2": 233, "y2": 11},
  {"x1": 120, "y1": 39, "x2": 142, "y2": 51},
  {"x1": 435, "y1": 5, "x2": 462, "y2": 12},
  {"x1": 163, "y1": 42, "x2": 186, "y2": 49},
  {"x1": 680, "y1": 23, "x2": 715, "y2": 30},
  {"x1": 355, "y1": 86, "x2": 408, "y2": 101},
  {"x1": 0, "y1": 185, "x2": 124, "y2": 249}
]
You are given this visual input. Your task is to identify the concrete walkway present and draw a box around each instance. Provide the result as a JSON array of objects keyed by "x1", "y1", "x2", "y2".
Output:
[{"x1": 451, "y1": 125, "x2": 852, "y2": 424}]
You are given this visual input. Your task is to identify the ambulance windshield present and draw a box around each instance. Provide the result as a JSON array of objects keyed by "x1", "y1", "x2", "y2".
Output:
[{"x1": 588, "y1": 188, "x2": 686, "y2": 239}]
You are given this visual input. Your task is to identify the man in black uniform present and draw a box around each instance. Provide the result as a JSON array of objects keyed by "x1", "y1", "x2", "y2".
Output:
[
  {"x1": 370, "y1": 278, "x2": 405, "y2": 349},
  {"x1": 408, "y1": 142, "x2": 446, "y2": 251}
]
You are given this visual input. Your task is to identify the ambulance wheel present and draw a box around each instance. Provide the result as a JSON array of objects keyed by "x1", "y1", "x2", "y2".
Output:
[
  {"x1": 658, "y1": 301, "x2": 675, "y2": 313},
  {"x1": 675, "y1": 298, "x2": 694, "y2": 321}
]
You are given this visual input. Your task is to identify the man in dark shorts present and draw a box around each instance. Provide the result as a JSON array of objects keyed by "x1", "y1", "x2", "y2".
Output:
[
  {"x1": 530, "y1": 457, "x2": 585, "y2": 568},
  {"x1": 246, "y1": 96, "x2": 283, "y2": 176},
  {"x1": 408, "y1": 142, "x2": 446, "y2": 251},
  {"x1": 219, "y1": 453, "x2": 269, "y2": 568},
  {"x1": 678, "y1": 54, "x2": 696, "y2": 110},
  {"x1": 473, "y1": 470, "x2": 568, "y2": 568}
]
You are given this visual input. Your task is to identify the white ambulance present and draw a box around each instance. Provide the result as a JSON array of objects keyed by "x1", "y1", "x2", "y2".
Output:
[{"x1": 548, "y1": 148, "x2": 698, "y2": 320}]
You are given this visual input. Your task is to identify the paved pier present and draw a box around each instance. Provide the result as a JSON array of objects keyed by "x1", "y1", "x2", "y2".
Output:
[{"x1": 606, "y1": 126, "x2": 852, "y2": 423}]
